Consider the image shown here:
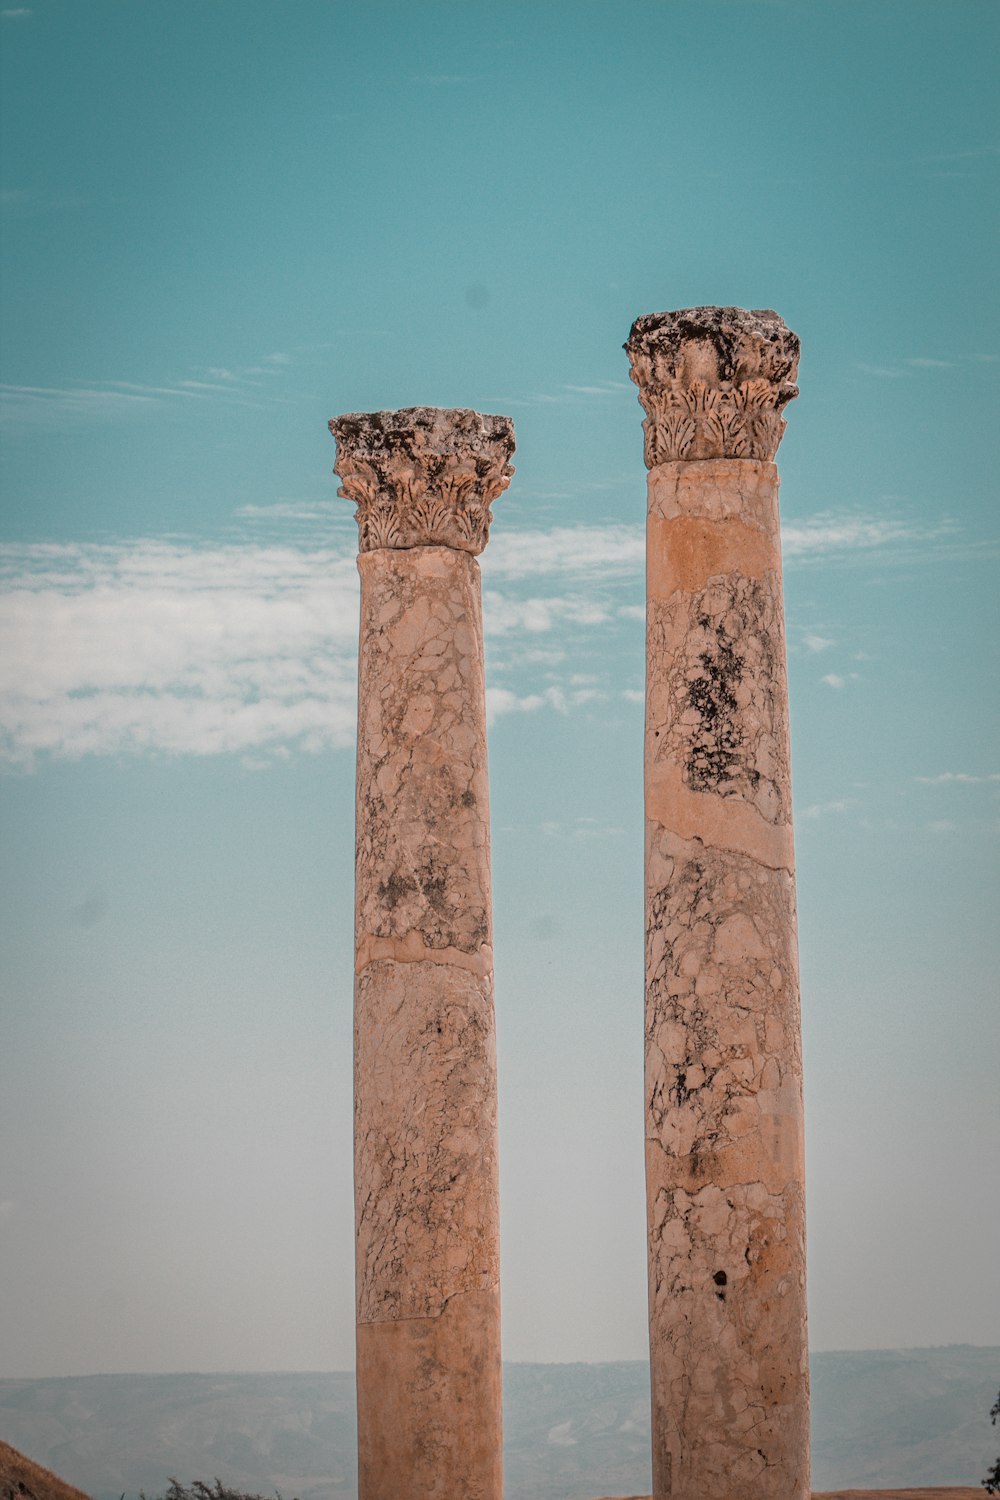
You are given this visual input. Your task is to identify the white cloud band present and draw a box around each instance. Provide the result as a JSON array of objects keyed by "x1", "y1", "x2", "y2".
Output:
[{"x1": 0, "y1": 509, "x2": 966, "y2": 768}]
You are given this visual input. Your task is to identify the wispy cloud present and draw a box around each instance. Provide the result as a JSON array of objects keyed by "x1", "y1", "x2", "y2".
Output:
[
  {"x1": 914, "y1": 771, "x2": 1000, "y2": 785},
  {"x1": 857, "y1": 363, "x2": 906, "y2": 379},
  {"x1": 243, "y1": 359, "x2": 292, "y2": 378},
  {"x1": 208, "y1": 353, "x2": 291, "y2": 380},
  {"x1": 1, "y1": 383, "x2": 158, "y2": 426},
  {"x1": 235, "y1": 500, "x2": 348, "y2": 525},
  {"x1": 917, "y1": 146, "x2": 1000, "y2": 165},
  {"x1": 801, "y1": 797, "x2": 856, "y2": 820},
  {"x1": 486, "y1": 686, "x2": 547, "y2": 723},
  {"x1": 1, "y1": 355, "x2": 292, "y2": 429},
  {"x1": 488, "y1": 381, "x2": 632, "y2": 409},
  {"x1": 1, "y1": 7, "x2": 32, "y2": 17},
  {"x1": 821, "y1": 673, "x2": 846, "y2": 690},
  {"x1": 780, "y1": 512, "x2": 957, "y2": 560},
  {"x1": 856, "y1": 352, "x2": 994, "y2": 377},
  {"x1": 177, "y1": 379, "x2": 255, "y2": 393},
  {"x1": 0, "y1": 382, "x2": 263, "y2": 428},
  {"x1": 803, "y1": 632, "x2": 835, "y2": 653},
  {"x1": 429, "y1": 679, "x2": 602, "y2": 727},
  {"x1": 562, "y1": 380, "x2": 632, "y2": 397},
  {"x1": 483, "y1": 524, "x2": 644, "y2": 581},
  {"x1": 484, "y1": 591, "x2": 613, "y2": 635},
  {"x1": 105, "y1": 380, "x2": 215, "y2": 400}
]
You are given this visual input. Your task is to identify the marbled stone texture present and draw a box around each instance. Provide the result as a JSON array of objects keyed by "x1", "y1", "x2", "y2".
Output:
[
  {"x1": 353, "y1": 542, "x2": 502, "y2": 1499},
  {"x1": 644, "y1": 458, "x2": 809, "y2": 1499},
  {"x1": 356, "y1": 1287, "x2": 502, "y2": 1500}
]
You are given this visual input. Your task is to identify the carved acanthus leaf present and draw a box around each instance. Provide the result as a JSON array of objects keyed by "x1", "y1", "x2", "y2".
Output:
[
  {"x1": 624, "y1": 306, "x2": 800, "y2": 466},
  {"x1": 329, "y1": 406, "x2": 515, "y2": 555}
]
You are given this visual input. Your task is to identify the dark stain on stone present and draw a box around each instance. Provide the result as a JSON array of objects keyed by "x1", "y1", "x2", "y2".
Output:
[
  {"x1": 379, "y1": 871, "x2": 416, "y2": 909},
  {"x1": 623, "y1": 305, "x2": 800, "y2": 391},
  {"x1": 329, "y1": 407, "x2": 516, "y2": 468},
  {"x1": 686, "y1": 619, "x2": 745, "y2": 791},
  {"x1": 421, "y1": 870, "x2": 449, "y2": 912}
]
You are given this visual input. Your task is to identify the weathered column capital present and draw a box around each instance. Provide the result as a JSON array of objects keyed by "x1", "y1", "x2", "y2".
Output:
[
  {"x1": 329, "y1": 405, "x2": 515, "y2": 556},
  {"x1": 624, "y1": 306, "x2": 800, "y2": 467}
]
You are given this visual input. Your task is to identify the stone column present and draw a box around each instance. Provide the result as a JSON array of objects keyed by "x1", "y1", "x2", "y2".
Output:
[
  {"x1": 624, "y1": 308, "x2": 809, "y2": 1499},
  {"x1": 329, "y1": 407, "x2": 513, "y2": 1500}
]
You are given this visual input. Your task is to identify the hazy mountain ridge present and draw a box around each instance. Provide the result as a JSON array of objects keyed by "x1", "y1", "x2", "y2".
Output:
[{"x1": 0, "y1": 1347, "x2": 995, "y2": 1500}]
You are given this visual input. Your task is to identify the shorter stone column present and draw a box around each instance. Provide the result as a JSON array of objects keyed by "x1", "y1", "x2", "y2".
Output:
[
  {"x1": 330, "y1": 407, "x2": 513, "y2": 1500},
  {"x1": 626, "y1": 308, "x2": 810, "y2": 1500}
]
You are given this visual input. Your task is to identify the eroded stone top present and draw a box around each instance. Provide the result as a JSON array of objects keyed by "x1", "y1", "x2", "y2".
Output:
[
  {"x1": 329, "y1": 405, "x2": 515, "y2": 555},
  {"x1": 624, "y1": 306, "x2": 800, "y2": 466}
]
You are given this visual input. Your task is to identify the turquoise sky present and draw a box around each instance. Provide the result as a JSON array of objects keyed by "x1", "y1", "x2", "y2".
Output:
[{"x1": 1, "y1": 0, "x2": 997, "y2": 1380}]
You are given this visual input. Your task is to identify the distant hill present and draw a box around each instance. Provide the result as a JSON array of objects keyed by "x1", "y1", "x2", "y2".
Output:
[
  {"x1": 0, "y1": 1346, "x2": 995, "y2": 1500},
  {"x1": 810, "y1": 1346, "x2": 997, "y2": 1488}
]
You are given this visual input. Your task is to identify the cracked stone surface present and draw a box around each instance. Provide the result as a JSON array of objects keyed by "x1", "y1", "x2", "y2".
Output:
[
  {"x1": 354, "y1": 959, "x2": 499, "y2": 1324},
  {"x1": 355, "y1": 1286, "x2": 502, "y2": 1499},
  {"x1": 635, "y1": 313, "x2": 808, "y2": 1500},
  {"x1": 354, "y1": 546, "x2": 493, "y2": 966},
  {"x1": 332, "y1": 408, "x2": 508, "y2": 1500}
]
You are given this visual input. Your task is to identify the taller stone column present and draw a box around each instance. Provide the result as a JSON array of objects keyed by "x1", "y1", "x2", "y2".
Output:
[
  {"x1": 625, "y1": 308, "x2": 809, "y2": 1499},
  {"x1": 329, "y1": 406, "x2": 513, "y2": 1500}
]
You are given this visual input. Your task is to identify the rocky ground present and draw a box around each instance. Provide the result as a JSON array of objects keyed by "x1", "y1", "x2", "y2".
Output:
[
  {"x1": 813, "y1": 1491, "x2": 983, "y2": 1499},
  {"x1": 0, "y1": 1441, "x2": 988, "y2": 1500},
  {"x1": 0, "y1": 1440, "x2": 89, "y2": 1500}
]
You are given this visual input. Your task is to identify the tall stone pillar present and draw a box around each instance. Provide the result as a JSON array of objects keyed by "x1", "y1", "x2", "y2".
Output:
[
  {"x1": 329, "y1": 406, "x2": 513, "y2": 1500},
  {"x1": 624, "y1": 308, "x2": 809, "y2": 1499}
]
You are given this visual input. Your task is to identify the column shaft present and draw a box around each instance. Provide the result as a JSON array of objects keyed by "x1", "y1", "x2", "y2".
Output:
[
  {"x1": 627, "y1": 309, "x2": 810, "y2": 1500},
  {"x1": 354, "y1": 546, "x2": 500, "y2": 1498},
  {"x1": 331, "y1": 406, "x2": 513, "y2": 1500}
]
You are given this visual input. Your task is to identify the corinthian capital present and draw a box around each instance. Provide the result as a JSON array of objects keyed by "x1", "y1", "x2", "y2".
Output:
[
  {"x1": 329, "y1": 406, "x2": 515, "y2": 555},
  {"x1": 624, "y1": 306, "x2": 800, "y2": 467}
]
